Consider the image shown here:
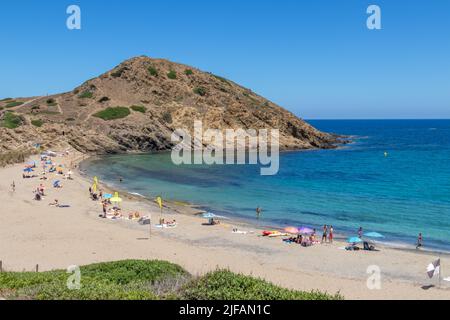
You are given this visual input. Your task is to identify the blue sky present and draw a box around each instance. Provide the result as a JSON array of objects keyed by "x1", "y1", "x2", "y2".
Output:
[{"x1": 0, "y1": 0, "x2": 449, "y2": 119}]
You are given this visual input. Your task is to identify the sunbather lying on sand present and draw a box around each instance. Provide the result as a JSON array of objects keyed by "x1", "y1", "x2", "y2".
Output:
[{"x1": 49, "y1": 199, "x2": 59, "y2": 207}]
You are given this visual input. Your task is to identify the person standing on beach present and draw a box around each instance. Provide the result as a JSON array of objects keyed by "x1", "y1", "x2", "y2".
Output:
[
  {"x1": 321, "y1": 225, "x2": 328, "y2": 243},
  {"x1": 358, "y1": 227, "x2": 363, "y2": 239},
  {"x1": 329, "y1": 226, "x2": 334, "y2": 243},
  {"x1": 11, "y1": 181, "x2": 15, "y2": 193},
  {"x1": 102, "y1": 201, "x2": 108, "y2": 218},
  {"x1": 256, "y1": 206, "x2": 262, "y2": 219},
  {"x1": 416, "y1": 233, "x2": 423, "y2": 249}
]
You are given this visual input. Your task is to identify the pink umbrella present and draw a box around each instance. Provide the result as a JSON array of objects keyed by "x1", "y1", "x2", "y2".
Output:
[
  {"x1": 284, "y1": 227, "x2": 299, "y2": 234},
  {"x1": 298, "y1": 227, "x2": 314, "y2": 234}
]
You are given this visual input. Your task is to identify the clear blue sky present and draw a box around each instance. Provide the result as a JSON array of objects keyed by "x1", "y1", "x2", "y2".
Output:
[{"x1": 0, "y1": 0, "x2": 449, "y2": 119}]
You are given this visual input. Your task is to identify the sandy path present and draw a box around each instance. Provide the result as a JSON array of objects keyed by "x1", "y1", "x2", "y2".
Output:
[{"x1": 0, "y1": 151, "x2": 449, "y2": 300}]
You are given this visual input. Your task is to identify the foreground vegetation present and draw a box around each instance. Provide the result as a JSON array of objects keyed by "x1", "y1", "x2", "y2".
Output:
[{"x1": 0, "y1": 260, "x2": 342, "y2": 300}]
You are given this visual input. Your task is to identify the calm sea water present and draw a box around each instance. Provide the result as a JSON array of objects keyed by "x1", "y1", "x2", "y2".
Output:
[{"x1": 81, "y1": 120, "x2": 450, "y2": 251}]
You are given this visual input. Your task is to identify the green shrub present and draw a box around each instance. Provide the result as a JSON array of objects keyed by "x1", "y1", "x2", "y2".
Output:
[
  {"x1": 130, "y1": 105, "x2": 146, "y2": 113},
  {"x1": 162, "y1": 111, "x2": 172, "y2": 124},
  {"x1": 184, "y1": 69, "x2": 193, "y2": 76},
  {"x1": 80, "y1": 260, "x2": 186, "y2": 285},
  {"x1": 0, "y1": 97, "x2": 12, "y2": 102},
  {"x1": 167, "y1": 70, "x2": 177, "y2": 80},
  {"x1": 111, "y1": 68, "x2": 125, "y2": 78},
  {"x1": 65, "y1": 118, "x2": 76, "y2": 122},
  {"x1": 46, "y1": 98, "x2": 55, "y2": 104},
  {"x1": 93, "y1": 107, "x2": 131, "y2": 120},
  {"x1": 148, "y1": 66, "x2": 158, "y2": 77},
  {"x1": 193, "y1": 87, "x2": 207, "y2": 96},
  {"x1": 181, "y1": 270, "x2": 343, "y2": 300},
  {"x1": 0, "y1": 112, "x2": 23, "y2": 129},
  {"x1": 212, "y1": 74, "x2": 231, "y2": 86},
  {"x1": 4, "y1": 101, "x2": 24, "y2": 108},
  {"x1": 98, "y1": 96, "x2": 110, "y2": 103},
  {"x1": 78, "y1": 91, "x2": 93, "y2": 99},
  {"x1": 31, "y1": 119, "x2": 44, "y2": 127}
]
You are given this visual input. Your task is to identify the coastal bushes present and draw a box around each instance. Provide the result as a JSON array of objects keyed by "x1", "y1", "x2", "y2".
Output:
[
  {"x1": 0, "y1": 260, "x2": 342, "y2": 300},
  {"x1": 148, "y1": 66, "x2": 158, "y2": 77},
  {"x1": 0, "y1": 112, "x2": 23, "y2": 129},
  {"x1": 31, "y1": 119, "x2": 44, "y2": 127},
  {"x1": 181, "y1": 270, "x2": 342, "y2": 300},
  {"x1": 130, "y1": 105, "x2": 146, "y2": 113},
  {"x1": 78, "y1": 91, "x2": 94, "y2": 99},
  {"x1": 162, "y1": 111, "x2": 173, "y2": 124},
  {"x1": 98, "y1": 96, "x2": 110, "y2": 103},
  {"x1": 93, "y1": 106, "x2": 131, "y2": 120},
  {"x1": 167, "y1": 70, "x2": 177, "y2": 80},
  {"x1": 193, "y1": 87, "x2": 207, "y2": 96},
  {"x1": 4, "y1": 101, "x2": 24, "y2": 108},
  {"x1": 184, "y1": 69, "x2": 193, "y2": 76}
]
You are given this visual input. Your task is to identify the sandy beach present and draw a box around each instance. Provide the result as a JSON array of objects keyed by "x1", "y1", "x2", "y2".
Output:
[{"x1": 1, "y1": 149, "x2": 449, "y2": 300}]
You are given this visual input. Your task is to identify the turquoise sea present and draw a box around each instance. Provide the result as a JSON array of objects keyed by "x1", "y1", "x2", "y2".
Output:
[{"x1": 81, "y1": 120, "x2": 450, "y2": 251}]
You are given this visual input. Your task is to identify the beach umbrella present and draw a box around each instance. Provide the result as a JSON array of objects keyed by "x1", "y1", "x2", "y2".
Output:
[
  {"x1": 347, "y1": 236, "x2": 363, "y2": 244},
  {"x1": 364, "y1": 232, "x2": 384, "y2": 238},
  {"x1": 202, "y1": 212, "x2": 216, "y2": 219},
  {"x1": 103, "y1": 193, "x2": 113, "y2": 199},
  {"x1": 53, "y1": 180, "x2": 61, "y2": 187},
  {"x1": 298, "y1": 227, "x2": 314, "y2": 234},
  {"x1": 110, "y1": 192, "x2": 122, "y2": 203},
  {"x1": 284, "y1": 227, "x2": 299, "y2": 234},
  {"x1": 23, "y1": 167, "x2": 34, "y2": 173}
]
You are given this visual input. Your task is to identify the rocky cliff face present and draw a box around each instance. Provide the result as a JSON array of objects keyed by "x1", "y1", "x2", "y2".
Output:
[{"x1": 0, "y1": 56, "x2": 343, "y2": 156}]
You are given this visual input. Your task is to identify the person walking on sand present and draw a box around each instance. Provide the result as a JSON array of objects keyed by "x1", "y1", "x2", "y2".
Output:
[
  {"x1": 102, "y1": 201, "x2": 108, "y2": 218},
  {"x1": 321, "y1": 225, "x2": 328, "y2": 243},
  {"x1": 329, "y1": 225, "x2": 334, "y2": 243},
  {"x1": 11, "y1": 181, "x2": 15, "y2": 193},
  {"x1": 256, "y1": 206, "x2": 262, "y2": 219},
  {"x1": 416, "y1": 233, "x2": 423, "y2": 249}
]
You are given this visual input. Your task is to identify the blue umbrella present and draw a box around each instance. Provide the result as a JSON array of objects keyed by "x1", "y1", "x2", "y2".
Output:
[
  {"x1": 347, "y1": 236, "x2": 363, "y2": 244},
  {"x1": 23, "y1": 168, "x2": 34, "y2": 173},
  {"x1": 364, "y1": 232, "x2": 384, "y2": 238},
  {"x1": 202, "y1": 212, "x2": 217, "y2": 219},
  {"x1": 103, "y1": 193, "x2": 113, "y2": 199}
]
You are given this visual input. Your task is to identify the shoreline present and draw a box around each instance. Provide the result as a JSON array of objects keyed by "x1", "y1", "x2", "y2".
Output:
[
  {"x1": 1, "y1": 148, "x2": 450, "y2": 299},
  {"x1": 79, "y1": 153, "x2": 450, "y2": 256}
]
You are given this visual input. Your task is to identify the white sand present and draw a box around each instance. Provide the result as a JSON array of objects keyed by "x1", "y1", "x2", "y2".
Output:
[{"x1": 1, "y1": 150, "x2": 449, "y2": 300}]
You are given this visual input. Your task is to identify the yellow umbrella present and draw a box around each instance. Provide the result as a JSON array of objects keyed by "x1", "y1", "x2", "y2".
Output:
[
  {"x1": 91, "y1": 183, "x2": 97, "y2": 193},
  {"x1": 94, "y1": 176, "x2": 99, "y2": 185},
  {"x1": 156, "y1": 196, "x2": 163, "y2": 209},
  {"x1": 110, "y1": 192, "x2": 122, "y2": 203}
]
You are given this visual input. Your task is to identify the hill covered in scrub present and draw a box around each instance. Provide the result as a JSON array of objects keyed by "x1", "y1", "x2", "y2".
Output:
[
  {"x1": 0, "y1": 260, "x2": 342, "y2": 300},
  {"x1": 0, "y1": 56, "x2": 343, "y2": 157}
]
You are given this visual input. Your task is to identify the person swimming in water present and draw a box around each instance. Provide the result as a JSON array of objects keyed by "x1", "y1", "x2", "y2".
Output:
[{"x1": 256, "y1": 206, "x2": 262, "y2": 219}]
